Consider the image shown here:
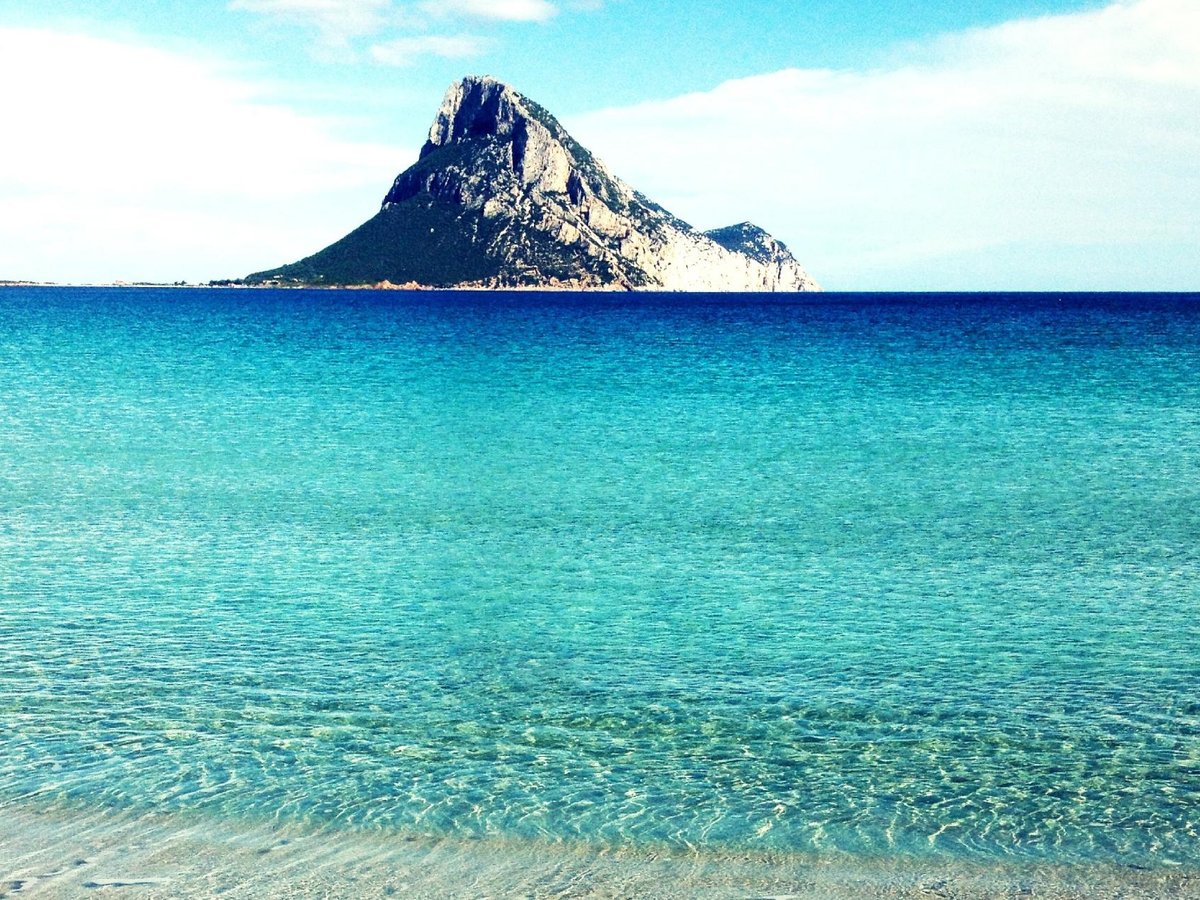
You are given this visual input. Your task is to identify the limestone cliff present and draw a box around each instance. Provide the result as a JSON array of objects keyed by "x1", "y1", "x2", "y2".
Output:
[{"x1": 247, "y1": 76, "x2": 820, "y2": 292}]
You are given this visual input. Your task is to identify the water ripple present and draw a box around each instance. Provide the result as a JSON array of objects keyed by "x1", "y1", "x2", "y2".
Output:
[{"x1": 2, "y1": 289, "x2": 1200, "y2": 872}]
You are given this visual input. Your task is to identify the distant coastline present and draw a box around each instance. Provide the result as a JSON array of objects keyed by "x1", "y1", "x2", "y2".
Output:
[
  {"x1": 0, "y1": 279, "x2": 636, "y2": 291},
  {"x1": 4, "y1": 283, "x2": 1198, "y2": 295},
  {"x1": 0, "y1": 279, "x2": 428, "y2": 291}
]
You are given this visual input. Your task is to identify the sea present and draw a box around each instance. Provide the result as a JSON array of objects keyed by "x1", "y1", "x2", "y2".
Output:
[{"x1": 2, "y1": 287, "x2": 1199, "y2": 898}]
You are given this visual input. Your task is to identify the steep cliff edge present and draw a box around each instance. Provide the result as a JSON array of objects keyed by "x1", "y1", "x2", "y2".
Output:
[{"x1": 247, "y1": 76, "x2": 820, "y2": 292}]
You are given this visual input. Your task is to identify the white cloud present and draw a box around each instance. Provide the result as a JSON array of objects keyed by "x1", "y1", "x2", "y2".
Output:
[
  {"x1": 371, "y1": 34, "x2": 492, "y2": 66},
  {"x1": 0, "y1": 28, "x2": 406, "y2": 283},
  {"x1": 5, "y1": 1, "x2": 1192, "y2": 290},
  {"x1": 567, "y1": 0, "x2": 1200, "y2": 289},
  {"x1": 229, "y1": 0, "x2": 395, "y2": 45},
  {"x1": 420, "y1": 0, "x2": 557, "y2": 22},
  {"x1": 230, "y1": 0, "x2": 560, "y2": 59}
]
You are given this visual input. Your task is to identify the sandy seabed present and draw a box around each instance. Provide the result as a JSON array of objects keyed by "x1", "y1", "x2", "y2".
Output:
[{"x1": 2, "y1": 805, "x2": 1198, "y2": 899}]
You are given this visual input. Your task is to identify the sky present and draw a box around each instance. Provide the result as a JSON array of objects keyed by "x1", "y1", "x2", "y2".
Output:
[{"x1": 0, "y1": 0, "x2": 1196, "y2": 289}]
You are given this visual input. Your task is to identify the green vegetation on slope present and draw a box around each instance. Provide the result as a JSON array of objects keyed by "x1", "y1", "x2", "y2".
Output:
[
  {"x1": 246, "y1": 200, "x2": 504, "y2": 287},
  {"x1": 705, "y1": 223, "x2": 782, "y2": 264},
  {"x1": 245, "y1": 191, "x2": 627, "y2": 288}
]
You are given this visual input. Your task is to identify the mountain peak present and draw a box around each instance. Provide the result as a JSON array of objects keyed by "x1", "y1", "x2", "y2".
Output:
[
  {"x1": 391, "y1": 75, "x2": 595, "y2": 211},
  {"x1": 423, "y1": 76, "x2": 525, "y2": 157},
  {"x1": 247, "y1": 77, "x2": 820, "y2": 292}
]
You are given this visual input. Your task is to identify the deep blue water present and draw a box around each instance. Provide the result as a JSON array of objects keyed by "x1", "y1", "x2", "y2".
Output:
[{"x1": 1, "y1": 288, "x2": 1199, "y2": 868}]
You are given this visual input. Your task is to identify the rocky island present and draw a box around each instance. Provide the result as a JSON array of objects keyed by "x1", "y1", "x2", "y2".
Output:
[{"x1": 246, "y1": 76, "x2": 820, "y2": 292}]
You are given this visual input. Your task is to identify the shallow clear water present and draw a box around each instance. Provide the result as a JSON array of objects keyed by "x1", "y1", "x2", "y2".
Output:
[{"x1": 2, "y1": 288, "x2": 1199, "y2": 871}]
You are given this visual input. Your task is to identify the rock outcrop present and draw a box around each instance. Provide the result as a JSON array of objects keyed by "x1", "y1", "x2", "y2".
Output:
[{"x1": 247, "y1": 76, "x2": 820, "y2": 292}]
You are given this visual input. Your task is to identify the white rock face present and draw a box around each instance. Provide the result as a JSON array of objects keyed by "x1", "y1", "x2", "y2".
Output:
[{"x1": 384, "y1": 76, "x2": 821, "y2": 292}]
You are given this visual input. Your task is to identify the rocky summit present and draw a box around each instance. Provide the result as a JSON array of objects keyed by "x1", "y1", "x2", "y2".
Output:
[{"x1": 247, "y1": 76, "x2": 820, "y2": 291}]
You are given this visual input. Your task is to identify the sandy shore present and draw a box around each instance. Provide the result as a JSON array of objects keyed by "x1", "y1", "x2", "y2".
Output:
[{"x1": 2, "y1": 804, "x2": 1198, "y2": 899}]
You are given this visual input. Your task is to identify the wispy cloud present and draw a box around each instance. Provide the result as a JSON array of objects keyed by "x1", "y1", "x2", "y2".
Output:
[
  {"x1": 568, "y1": 0, "x2": 1200, "y2": 289},
  {"x1": 421, "y1": 0, "x2": 557, "y2": 22},
  {"x1": 371, "y1": 34, "x2": 492, "y2": 66},
  {"x1": 229, "y1": 0, "x2": 397, "y2": 45},
  {"x1": 230, "y1": 0, "x2": 566, "y2": 60}
]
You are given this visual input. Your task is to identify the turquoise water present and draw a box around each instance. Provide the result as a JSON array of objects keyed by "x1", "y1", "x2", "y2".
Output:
[{"x1": 2, "y1": 288, "x2": 1199, "y2": 871}]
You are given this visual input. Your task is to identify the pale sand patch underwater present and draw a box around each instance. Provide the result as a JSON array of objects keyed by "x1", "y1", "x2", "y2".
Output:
[{"x1": 2, "y1": 805, "x2": 1198, "y2": 899}]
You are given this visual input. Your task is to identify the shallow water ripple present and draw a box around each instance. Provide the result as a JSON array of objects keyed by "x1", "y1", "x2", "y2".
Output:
[{"x1": 2, "y1": 289, "x2": 1200, "y2": 873}]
